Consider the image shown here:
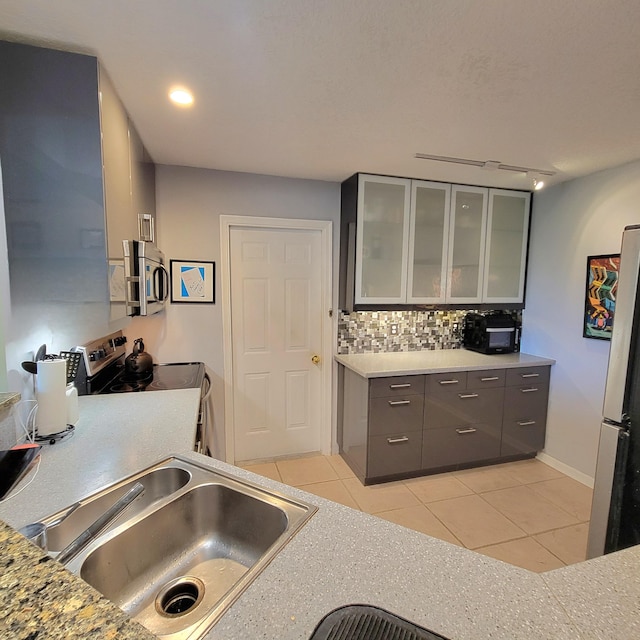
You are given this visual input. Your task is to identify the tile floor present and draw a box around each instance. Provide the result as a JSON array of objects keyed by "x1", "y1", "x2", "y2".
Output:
[{"x1": 240, "y1": 455, "x2": 594, "y2": 573}]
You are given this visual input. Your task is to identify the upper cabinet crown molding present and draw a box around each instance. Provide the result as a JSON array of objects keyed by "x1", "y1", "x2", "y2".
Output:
[{"x1": 340, "y1": 173, "x2": 531, "y2": 311}]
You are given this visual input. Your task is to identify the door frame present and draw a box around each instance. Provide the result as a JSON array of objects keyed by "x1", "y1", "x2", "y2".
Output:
[{"x1": 220, "y1": 215, "x2": 333, "y2": 464}]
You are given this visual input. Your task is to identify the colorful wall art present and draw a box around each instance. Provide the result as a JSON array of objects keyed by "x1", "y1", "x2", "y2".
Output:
[{"x1": 584, "y1": 254, "x2": 620, "y2": 340}]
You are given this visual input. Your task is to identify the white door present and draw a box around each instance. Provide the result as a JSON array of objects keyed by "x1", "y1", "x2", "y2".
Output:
[{"x1": 229, "y1": 226, "x2": 323, "y2": 462}]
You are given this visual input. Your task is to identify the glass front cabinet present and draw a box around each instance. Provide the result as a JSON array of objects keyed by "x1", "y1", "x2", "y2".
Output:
[{"x1": 341, "y1": 173, "x2": 531, "y2": 309}]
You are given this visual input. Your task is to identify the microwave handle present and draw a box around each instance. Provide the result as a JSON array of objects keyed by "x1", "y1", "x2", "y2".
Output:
[{"x1": 154, "y1": 265, "x2": 170, "y2": 302}]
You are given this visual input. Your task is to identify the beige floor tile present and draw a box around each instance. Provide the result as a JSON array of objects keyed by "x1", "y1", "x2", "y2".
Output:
[
  {"x1": 454, "y1": 465, "x2": 523, "y2": 493},
  {"x1": 534, "y1": 523, "x2": 590, "y2": 565},
  {"x1": 326, "y1": 454, "x2": 356, "y2": 479},
  {"x1": 377, "y1": 505, "x2": 462, "y2": 546},
  {"x1": 529, "y1": 477, "x2": 593, "y2": 522},
  {"x1": 426, "y1": 495, "x2": 526, "y2": 549},
  {"x1": 299, "y1": 480, "x2": 360, "y2": 509},
  {"x1": 476, "y1": 537, "x2": 566, "y2": 573},
  {"x1": 482, "y1": 485, "x2": 579, "y2": 534},
  {"x1": 498, "y1": 459, "x2": 564, "y2": 484},
  {"x1": 239, "y1": 462, "x2": 281, "y2": 482},
  {"x1": 342, "y1": 478, "x2": 420, "y2": 514},
  {"x1": 404, "y1": 473, "x2": 473, "y2": 503},
  {"x1": 276, "y1": 455, "x2": 339, "y2": 486}
]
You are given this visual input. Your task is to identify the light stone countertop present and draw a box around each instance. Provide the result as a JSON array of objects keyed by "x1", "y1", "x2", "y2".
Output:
[
  {"x1": 0, "y1": 391, "x2": 20, "y2": 411},
  {"x1": 335, "y1": 349, "x2": 555, "y2": 378},
  {"x1": 1, "y1": 388, "x2": 639, "y2": 640}
]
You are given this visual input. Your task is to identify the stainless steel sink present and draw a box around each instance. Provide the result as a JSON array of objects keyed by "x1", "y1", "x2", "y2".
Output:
[{"x1": 37, "y1": 456, "x2": 317, "y2": 640}]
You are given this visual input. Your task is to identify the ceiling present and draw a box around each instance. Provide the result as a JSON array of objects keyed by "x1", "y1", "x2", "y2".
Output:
[{"x1": 1, "y1": 0, "x2": 639, "y2": 190}]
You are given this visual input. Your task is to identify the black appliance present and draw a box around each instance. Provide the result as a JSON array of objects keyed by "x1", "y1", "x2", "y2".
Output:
[
  {"x1": 462, "y1": 311, "x2": 519, "y2": 354},
  {"x1": 588, "y1": 225, "x2": 640, "y2": 557}
]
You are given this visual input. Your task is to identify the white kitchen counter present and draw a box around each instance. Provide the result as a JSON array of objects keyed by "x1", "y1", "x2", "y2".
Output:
[
  {"x1": 0, "y1": 389, "x2": 200, "y2": 529},
  {"x1": 1, "y1": 388, "x2": 639, "y2": 640},
  {"x1": 335, "y1": 349, "x2": 555, "y2": 378}
]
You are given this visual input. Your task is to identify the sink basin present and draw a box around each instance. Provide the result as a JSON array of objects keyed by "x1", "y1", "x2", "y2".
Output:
[
  {"x1": 38, "y1": 456, "x2": 316, "y2": 640},
  {"x1": 44, "y1": 467, "x2": 191, "y2": 552}
]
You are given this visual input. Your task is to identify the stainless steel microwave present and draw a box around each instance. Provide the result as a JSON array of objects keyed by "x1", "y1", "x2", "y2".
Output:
[{"x1": 123, "y1": 240, "x2": 169, "y2": 316}]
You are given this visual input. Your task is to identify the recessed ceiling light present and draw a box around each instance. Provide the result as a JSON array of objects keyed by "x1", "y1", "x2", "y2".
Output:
[
  {"x1": 169, "y1": 87, "x2": 194, "y2": 107},
  {"x1": 534, "y1": 179, "x2": 545, "y2": 190}
]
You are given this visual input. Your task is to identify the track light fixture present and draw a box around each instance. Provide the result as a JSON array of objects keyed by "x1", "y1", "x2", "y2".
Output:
[{"x1": 414, "y1": 153, "x2": 556, "y2": 183}]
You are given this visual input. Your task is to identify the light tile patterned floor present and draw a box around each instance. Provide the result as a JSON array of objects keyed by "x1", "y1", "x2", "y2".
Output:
[{"x1": 240, "y1": 455, "x2": 593, "y2": 574}]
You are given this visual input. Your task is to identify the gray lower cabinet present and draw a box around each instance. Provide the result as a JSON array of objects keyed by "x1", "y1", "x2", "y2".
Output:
[
  {"x1": 339, "y1": 363, "x2": 551, "y2": 484},
  {"x1": 501, "y1": 367, "x2": 550, "y2": 456}
]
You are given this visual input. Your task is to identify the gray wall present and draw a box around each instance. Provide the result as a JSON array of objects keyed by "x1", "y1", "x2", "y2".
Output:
[
  {"x1": 521, "y1": 159, "x2": 640, "y2": 480},
  {"x1": 130, "y1": 165, "x2": 341, "y2": 458}
]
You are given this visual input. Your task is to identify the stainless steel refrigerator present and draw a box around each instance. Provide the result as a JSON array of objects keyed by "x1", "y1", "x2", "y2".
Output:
[{"x1": 588, "y1": 224, "x2": 640, "y2": 558}]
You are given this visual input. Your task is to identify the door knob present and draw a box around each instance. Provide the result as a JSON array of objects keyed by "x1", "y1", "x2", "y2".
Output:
[{"x1": 311, "y1": 355, "x2": 320, "y2": 364}]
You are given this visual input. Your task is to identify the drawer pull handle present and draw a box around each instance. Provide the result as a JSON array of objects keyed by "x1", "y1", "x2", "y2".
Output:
[
  {"x1": 456, "y1": 427, "x2": 477, "y2": 435},
  {"x1": 521, "y1": 373, "x2": 539, "y2": 378},
  {"x1": 389, "y1": 383, "x2": 412, "y2": 389},
  {"x1": 458, "y1": 393, "x2": 479, "y2": 399},
  {"x1": 521, "y1": 388, "x2": 539, "y2": 393},
  {"x1": 439, "y1": 379, "x2": 459, "y2": 385},
  {"x1": 518, "y1": 420, "x2": 537, "y2": 426},
  {"x1": 388, "y1": 400, "x2": 411, "y2": 406},
  {"x1": 480, "y1": 376, "x2": 500, "y2": 381},
  {"x1": 387, "y1": 436, "x2": 409, "y2": 444}
]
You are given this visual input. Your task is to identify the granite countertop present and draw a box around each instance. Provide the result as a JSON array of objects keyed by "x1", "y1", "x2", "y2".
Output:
[
  {"x1": 335, "y1": 349, "x2": 555, "y2": 378},
  {"x1": 0, "y1": 391, "x2": 20, "y2": 411},
  {"x1": 1, "y1": 387, "x2": 639, "y2": 640}
]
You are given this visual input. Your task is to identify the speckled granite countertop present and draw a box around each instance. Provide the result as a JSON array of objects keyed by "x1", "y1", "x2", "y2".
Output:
[
  {"x1": 335, "y1": 350, "x2": 555, "y2": 378},
  {"x1": 0, "y1": 391, "x2": 20, "y2": 411},
  {"x1": 0, "y1": 521, "x2": 155, "y2": 640},
  {"x1": 1, "y1": 389, "x2": 639, "y2": 640}
]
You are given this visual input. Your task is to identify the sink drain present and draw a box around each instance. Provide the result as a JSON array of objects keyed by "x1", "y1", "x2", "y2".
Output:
[{"x1": 156, "y1": 577, "x2": 205, "y2": 617}]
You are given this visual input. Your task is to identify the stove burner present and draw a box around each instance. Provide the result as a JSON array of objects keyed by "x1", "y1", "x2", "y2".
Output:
[
  {"x1": 148, "y1": 376, "x2": 190, "y2": 391},
  {"x1": 109, "y1": 381, "x2": 149, "y2": 393}
]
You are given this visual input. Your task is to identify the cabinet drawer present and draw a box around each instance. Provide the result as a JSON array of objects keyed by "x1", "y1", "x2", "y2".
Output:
[
  {"x1": 424, "y1": 387, "x2": 504, "y2": 429},
  {"x1": 467, "y1": 369, "x2": 505, "y2": 389},
  {"x1": 503, "y1": 385, "x2": 549, "y2": 424},
  {"x1": 501, "y1": 419, "x2": 546, "y2": 456},
  {"x1": 369, "y1": 395, "x2": 424, "y2": 436},
  {"x1": 505, "y1": 366, "x2": 550, "y2": 387},
  {"x1": 370, "y1": 375, "x2": 425, "y2": 398},
  {"x1": 368, "y1": 432, "x2": 422, "y2": 478},
  {"x1": 422, "y1": 423, "x2": 501, "y2": 470},
  {"x1": 426, "y1": 372, "x2": 467, "y2": 393}
]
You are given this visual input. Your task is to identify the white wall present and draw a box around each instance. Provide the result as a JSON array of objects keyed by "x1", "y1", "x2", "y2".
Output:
[
  {"x1": 130, "y1": 165, "x2": 341, "y2": 458},
  {"x1": 521, "y1": 159, "x2": 640, "y2": 480}
]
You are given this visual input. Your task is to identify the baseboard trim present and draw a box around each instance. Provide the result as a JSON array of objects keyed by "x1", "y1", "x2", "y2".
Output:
[{"x1": 536, "y1": 452, "x2": 594, "y2": 488}]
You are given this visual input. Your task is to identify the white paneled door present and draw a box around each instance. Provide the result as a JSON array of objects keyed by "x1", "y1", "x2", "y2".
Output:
[{"x1": 229, "y1": 226, "x2": 323, "y2": 461}]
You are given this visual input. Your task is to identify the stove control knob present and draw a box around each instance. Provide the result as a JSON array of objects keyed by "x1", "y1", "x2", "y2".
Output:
[{"x1": 89, "y1": 349, "x2": 106, "y2": 361}]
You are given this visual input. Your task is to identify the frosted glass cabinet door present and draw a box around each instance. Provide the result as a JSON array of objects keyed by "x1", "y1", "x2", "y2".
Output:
[
  {"x1": 408, "y1": 181, "x2": 451, "y2": 303},
  {"x1": 447, "y1": 186, "x2": 488, "y2": 303},
  {"x1": 484, "y1": 189, "x2": 530, "y2": 302},
  {"x1": 355, "y1": 175, "x2": 411, "y2": 304}
]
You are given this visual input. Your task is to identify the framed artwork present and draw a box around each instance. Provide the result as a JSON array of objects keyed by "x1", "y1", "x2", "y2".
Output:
[
  {"x1": 170, "y1": 260, "x2": 215, "y2": 304},
  {"x1": 584, "y1": 253, "x2": 620, "y2": 340}
]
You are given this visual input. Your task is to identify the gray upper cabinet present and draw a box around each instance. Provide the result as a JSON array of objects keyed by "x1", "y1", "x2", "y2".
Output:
[
  {"x1": 0, "y1": 41, "x2": 107, "y2": 306},
  {"x1": 0, "y1": 40, "x2": 155, "y2": 323},
  {"x1": 340, "y1": 173, "x2": 531, "y2": 310}
]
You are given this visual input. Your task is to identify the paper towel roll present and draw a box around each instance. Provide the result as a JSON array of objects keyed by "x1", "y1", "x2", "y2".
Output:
[{"x1": 36, "y1": 358, "x2": 68, "y2": 436}]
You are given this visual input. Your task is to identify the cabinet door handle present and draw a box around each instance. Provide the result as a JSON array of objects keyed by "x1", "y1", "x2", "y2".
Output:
[
  {"x1": 458, "y1": 393, "x2": 479, "y2": 399},
  {"x1": 439, "y1": 379, "x2": 459, "y2": 385},
  {"x1": 387, "y1": 436, "x2": 409, "y2": 444},
  {"x1": 520, "y1": 388, "x2": 539, "y2": 393},
  {"x1": 388, "y1": 399, "x2": 411, "y2": 406},
  {"x1": 389, "y1": 383, "x2": 411, "y2": 389},
  {"x1": 521, "y1": 373, "x2": 539, "y2": 378},
  {"x1": 456, "y1": 427, "x2": 477, "y2": 435},
  {"x1": 518, "y1": 420, "x2": 537, "y2": 426},
  {"x1": 480, "y1": 376, "x2": 500, "y2": 381}
]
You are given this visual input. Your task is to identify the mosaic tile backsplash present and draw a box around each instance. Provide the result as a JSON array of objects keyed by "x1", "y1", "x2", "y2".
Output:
[{"x1": 337, "y1": 310, "x2": 470, "y2": 354}]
